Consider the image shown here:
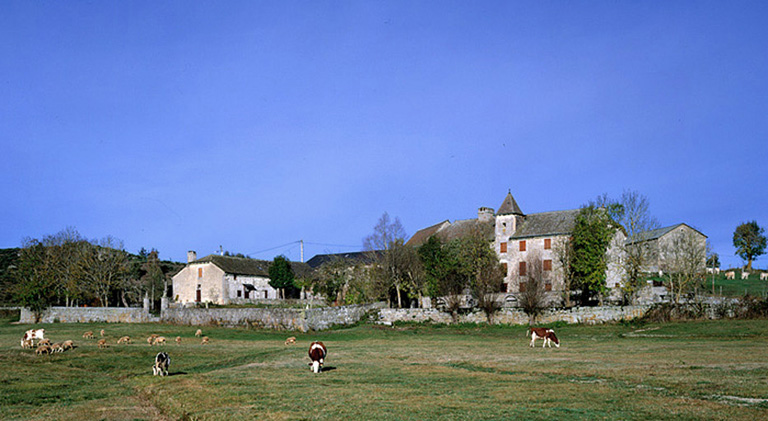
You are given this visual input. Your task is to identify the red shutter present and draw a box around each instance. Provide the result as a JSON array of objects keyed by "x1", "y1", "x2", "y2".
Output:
[
  {"x1": 519, "y1": 261, "x2": 527, "y2": 277},
  {"x1": 500, "y1": 242, "x2": 507, "y2": 253},
  {"x1": 544, "y1": 238, "x2": 551, "y2": 250},
  {"x1": 543, "y1": 260, "x2": 552, "y2": 271},
  {"x1": 520, "y1": 240, "x2": 527, "y2": 251}
]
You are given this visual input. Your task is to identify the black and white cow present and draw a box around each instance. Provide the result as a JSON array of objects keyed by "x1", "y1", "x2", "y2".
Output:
[
  {"x1": 308, "y1": 341, "x2": 327, "y2": 373},
  {"x1": 528, "y1": 327, "x2": 560, "y2": 348},
  {"x1": 153, "y1": 352, "x2": 171, "y2": 376}
]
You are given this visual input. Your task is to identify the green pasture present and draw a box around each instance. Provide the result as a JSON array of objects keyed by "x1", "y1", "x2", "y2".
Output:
[
  {"x1": 1, "y1": 313, "x2": 767, "y2": 420},
  {"x1": 706, "y1": 271, "x2": 768, "y2": 297}
]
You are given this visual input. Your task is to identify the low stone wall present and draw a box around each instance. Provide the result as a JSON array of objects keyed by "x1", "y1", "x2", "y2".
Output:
[
  {"x1": 378, "y1": 305, "x2": 651, "y2": 326},
  {"x1": 20, "y1": 307, "x2": 158, "y2": 324},
  {"x1": 160, "y1": 302, "x2": 385, "y2": 331}
]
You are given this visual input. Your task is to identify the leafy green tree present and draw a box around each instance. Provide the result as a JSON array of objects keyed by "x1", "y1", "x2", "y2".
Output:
[
  {"x1": 571, "y1": 204, "x2": 620, "y2": 305},
  {"x1": 12, "y1": 239, "x2": 57, "y2": 320},
  {"x1": 706, "y1": 252, "x2": 720, "y2": 269},
  {"x1": 268, "y1": 255, "x2": 296, "y2": 299},
  {"x1": 733, "y1": 221, "x2": 767, "y2": 271},
  {"x1": 313, "y1": 257, "x2": 350, "y2": 304}
]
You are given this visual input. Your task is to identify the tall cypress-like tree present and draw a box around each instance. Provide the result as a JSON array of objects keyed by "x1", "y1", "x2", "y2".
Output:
[
  {"x1": 571, "y1": 205, "x2": 620, "y2": 305},
  {"x1": 269, "y1": 255, "x2": 295, "y2": 299}
]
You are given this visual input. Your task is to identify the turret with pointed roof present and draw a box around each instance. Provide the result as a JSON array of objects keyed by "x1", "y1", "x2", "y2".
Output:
[{"x1": 497, "y1": 190, "x2": 524, "y2": 216}]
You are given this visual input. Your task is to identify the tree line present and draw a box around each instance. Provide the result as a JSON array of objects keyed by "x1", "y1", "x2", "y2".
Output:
[{"x1": 3, "y1": 227, "x2": 182, "y2": 316}]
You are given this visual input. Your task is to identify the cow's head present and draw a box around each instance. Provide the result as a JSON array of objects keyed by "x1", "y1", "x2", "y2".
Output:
[
  {"x1": 547, "y1": 331, "x2": 560, "y2": 348},
  {"x1": 311, "y1": 360, "x2": 322, "y2": 373}
]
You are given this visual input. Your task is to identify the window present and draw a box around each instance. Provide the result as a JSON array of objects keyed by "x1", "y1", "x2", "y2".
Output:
[
  {"x1": 237, "y1": 290, "x2": 242, "y2": 298},
  {"x1": 519, "y1": 281, "x2": 527, "y2": 293},
  {"x1": 519, "y1": 261, "x2": 527, "y2": 277},
  {"x1": 500, "y1": 242, "x2": 507, "y2": 253},
  {"x1": 198, "y1": 267, "x2": 203, "y2": 278},
  {"x1": 543, "y1": 259, "x2": 552, "y2": 271},
  {"x1": 264, "y1": 291, "x2": 268, "y2": 299},
  {"x1": 544, "y1": 238, "x2": 551, "y2": 250},
  {"x1": 500, "y1": 282, "x2": 508, "y2": 293},
  {"x1": 502, "y1": 263, "x2": 508, "y2": 275},
  {"x1": 519, "y1": 240, "x2": 527, "y2": 251},
  {"x1": 545, "y1": 283, "x2": 552, "y2": 291}
]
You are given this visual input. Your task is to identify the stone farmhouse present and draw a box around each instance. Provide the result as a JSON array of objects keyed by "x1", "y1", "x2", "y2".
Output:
[
  {"x1": 172, "y1": 251, "x2": 313, "y2": 305},
  {"x1": 407, "y1": 191, "x2": 627, "y2": 301},
  {"x1": 625, "y1": 223, "x2": 707, "y2": 274}
]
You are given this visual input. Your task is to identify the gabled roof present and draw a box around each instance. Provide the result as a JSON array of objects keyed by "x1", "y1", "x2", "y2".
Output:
[
  {"x1": 305, "y1": 250, "x2": 385, "y2": 269},
  {"x1": 625, "y1": 223, "x2": 707, "y2": 245},
  {"x1": 191, "y1": 254, "x2": 313, "y2": 278},
  {"x1": 510, "y1": 209, "x2": 580, "y2": 239},
  {"x1": 497, "y1": 191, "x2": 524, "y2": 216},
  {"x1": 405, "y1": 220, "x2": 450, "y2": 247}
]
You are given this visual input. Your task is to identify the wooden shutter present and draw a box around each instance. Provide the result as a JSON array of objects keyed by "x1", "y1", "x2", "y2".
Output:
[
  {"x1": 543, "y1": 259, "x2": 552, "y2": 271},
  {"x1": 520, "y1": 240, "x2": 526, "y2": 251},
  {"x1": 544, "y1": 238, "x2": 551, "y2": 249},
  {"x1": 198, "y1": 268, "x2": 203, "y2": 278},
  {"x1": 519, "y1": 261, "x2": 527, "y2": 277},
  {"x1": 500, "y1": 242, "x2": 507, "y2": 253}
]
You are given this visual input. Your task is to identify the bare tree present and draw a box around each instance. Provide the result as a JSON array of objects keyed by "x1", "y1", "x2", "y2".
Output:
[
  {"x1": 518, "y1": 251, "x2": 549, "y2": 325},
  {"x1": 661, "y1": 229, "x2": 707, "y2": 304},
  {"x1": 618, "y1": 190, "x2": 660, "y2": 304},
  {"x1": 78, "y1": 236, "x2": 129, "y2": 307},
  {"x1": 363, "y1": 212, "x2": 407, "y2": 252}
]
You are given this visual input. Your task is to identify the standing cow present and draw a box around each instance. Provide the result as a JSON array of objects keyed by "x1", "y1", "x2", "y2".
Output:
[
  {"x1": 22, "y1": 328, "x2": 45, "y2": 347},
  {"x1": 153, "y1": 352, "x2": 171, "y2": 376},
  {"x1": 308, "y1": 341, "x2": 327, "y2": 373}
]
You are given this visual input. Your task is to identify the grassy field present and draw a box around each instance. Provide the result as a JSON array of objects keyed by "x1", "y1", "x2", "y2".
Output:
[
  {"x1": 707, "y1": 272, "x2": 768, "y2": 297},
  {"x1": 2, "y1": 314, "x2": 767, "y2": 420}
]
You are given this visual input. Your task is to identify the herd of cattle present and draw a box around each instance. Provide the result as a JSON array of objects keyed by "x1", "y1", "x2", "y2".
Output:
[
  {"x1": 722, "y1": 271, "x2": 768, "y2": 280},
  {"x1": 21, "y1": 325, "x2": 562, "y2": 376}
]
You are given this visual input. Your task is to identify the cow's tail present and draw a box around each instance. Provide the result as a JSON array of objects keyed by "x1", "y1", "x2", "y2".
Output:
[{"x1": 526, "y1": 327, "x2": 531, "y2": 337}]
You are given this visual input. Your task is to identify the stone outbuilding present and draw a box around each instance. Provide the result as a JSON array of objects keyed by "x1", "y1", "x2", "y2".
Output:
[{"x1": 172, "y1": 251, "x2": 313, "y2": 305}]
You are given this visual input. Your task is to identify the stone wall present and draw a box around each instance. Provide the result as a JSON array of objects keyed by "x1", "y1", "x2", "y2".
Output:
[
  {"x1": 160, "y1": 302, "x2": 384, "y2": 331},
  {"x1": 378, "y1": 305, "x2": 651, "y2": 326},
  {"x1": 20, "y1": 307, "x2": 158, "y2": 324}
]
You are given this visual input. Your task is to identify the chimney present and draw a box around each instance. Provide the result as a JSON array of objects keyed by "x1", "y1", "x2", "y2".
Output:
[
  {"x1": 187, "y1": 250, "x2": 197, "y2": 263},
  {"x1": 478, "y1": 207, "x2": 495, "y2": 222}
]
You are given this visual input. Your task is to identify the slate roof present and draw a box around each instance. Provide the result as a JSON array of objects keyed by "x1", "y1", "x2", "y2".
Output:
[
  {"x1": 305, "y1": 250, "x2": 385, "y2": 269},
  {"x1": 497, "y1": 191, "x2": 524, "y2": 216},
  {"x1": 406, "y1": 218, "x2": 494, "y2": 247},
  {"x1": 405, "y1": 220, "x2": 450, "y2": 247},
  {"x1": 625, "y1": 223, "x2": 707, "y2": 245},
  {"x1": 192, "y1": 254, "x2": 314, "y2": 278},
  {"x1": 509, "y1": 209, "x2": 580, "y2": 239}
]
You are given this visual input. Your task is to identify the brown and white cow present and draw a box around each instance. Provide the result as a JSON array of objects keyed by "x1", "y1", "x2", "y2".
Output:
[
  {"x1": 308, "y1": 341, "x2": 327, "y2": 373},
  {"x1": 22, "y1": 328, "x2": 45, "y2": 347},
  {"x1": 528, "y1": 327, "x2": 560, "y2": 348}
]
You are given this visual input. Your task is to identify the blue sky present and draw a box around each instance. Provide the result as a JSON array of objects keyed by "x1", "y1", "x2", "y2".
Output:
[{"x1": 1, "y1": 2, "x2": 766, "y2": 269}]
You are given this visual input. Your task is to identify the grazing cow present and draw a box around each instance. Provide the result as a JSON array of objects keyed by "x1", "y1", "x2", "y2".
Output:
[
  {"x1": 62, "y1": 340, "x2": 75, "y2": 351},
  {"x1": 195, "y1": 329, "x2": 203, "y2": 337},
  {"x1": 35, "y1": 345, "x2": 52, "y2": 355},
  {"x1": 23, "y1": 328, "x2": 45, "y2": 346},
  {"x1": 175, "y1": 336, "x2": 182, "y2": 345},
  {"x1": 83, "y1": 331, "x2": 95, "y2": 339},
  {"x1": 152, "y1": 352, "x2": 171, "y2": 376},
  {"x1": 285, "y1": 337, "x2": 296, "y2": 345},
  {"x1": 725, "y1": 271, "x2": 735, "y2": 280},
  {"x1": 761, "y1": 272, "x2": 768, "y2": 281},
  {"x1": 152, "y1": 336, "x2": 166, "y2": 346},
  {"x1": 528, "y1": 327, "x2": 560, "y2": 348},
  {"x1": 742, "y1": 272, "x2": 750, "y2": 280},
  {"x1": 97, "y1": 339, "x2": 109, "y2": 349},
  {"x1": 308, "y1": 341, "x2": 327, "y2": 373},
  {"x1": 147, "y1": 334, "x2": 159, "y2": 345},
  {"x1": 117, "y1": 336, "x2": 131, "y2": 344},
  {"x1": 201, "y1": 336, "x2": 210, "y2": 345}
]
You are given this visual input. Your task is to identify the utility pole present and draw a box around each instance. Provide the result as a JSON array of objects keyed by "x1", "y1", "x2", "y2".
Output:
[{"x1": 300, "y1": 239, "x2": 304, "y2": 263}]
